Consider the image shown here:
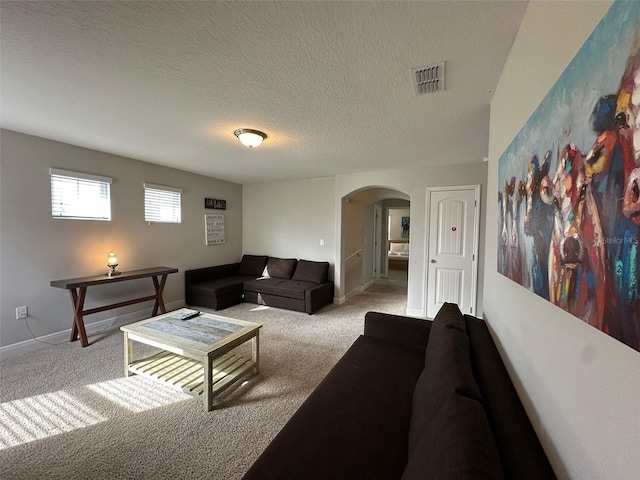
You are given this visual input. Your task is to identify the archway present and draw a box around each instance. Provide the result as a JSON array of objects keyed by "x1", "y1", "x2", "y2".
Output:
[{"x1": 339, "y1": 186, "x2": 411, "y2": 310}]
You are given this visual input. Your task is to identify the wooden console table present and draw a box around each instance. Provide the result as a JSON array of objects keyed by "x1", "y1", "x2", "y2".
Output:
[{"x1": 51, "y1": 266, "x2": 178, "y2": 347}]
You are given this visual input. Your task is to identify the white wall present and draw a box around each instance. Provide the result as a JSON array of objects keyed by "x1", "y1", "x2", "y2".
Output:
[
  {"x1": 242, "y1": 176, "x2": 337, "y2": 263},
  {"x1": 343, "y1": 199, "x2": 364, "y2": 258},
  {"x1": 342, "y1": 198, "x2": 364, "y2": 295},
  {"x1": 0, "y1": 129, "x2": 243, "y2": 348},
  {"x1": 485, "y1": 2, "x2": 640, "y2": 478}
]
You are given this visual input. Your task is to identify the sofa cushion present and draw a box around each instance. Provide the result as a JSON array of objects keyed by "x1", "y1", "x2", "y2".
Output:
[
  {"x1": 188, "y1": 275, "x2": 256, "y2": 298},
  {"x1": 291, "y1": 260, "x2": 329, "y2": 284},
  {"x1": 262, "y1": 257, "x2": 298, "y2": 279},
  {"x1": 364, "y1": 312, "x2": 431, "y2": 351},
  {"x1": 464, "y1": 315, "x2": 557, "y2": 479},
  {"x1": 402, "y1": 391, "x2": 504, "y2": 480},
  {"x1": 407, "y1": 302, "x2": 483, "y2": 456},
  {"x1": 242, "y1": 335, "x2": 425, "y2": 480},
  {"x1": 243, "y1": 277, "x2": 315, "y2": 300},
  {"x1": 238, "y1": 255, "x2": 269, "y2": 276}
]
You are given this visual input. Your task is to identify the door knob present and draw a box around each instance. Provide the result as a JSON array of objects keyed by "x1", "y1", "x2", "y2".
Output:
[{"x1": 430, "y1": 259, "x2": 436, "y2": 263}]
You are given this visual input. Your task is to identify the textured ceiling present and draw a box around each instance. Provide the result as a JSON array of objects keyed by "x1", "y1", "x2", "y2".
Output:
[{"x1": 0, "y1": 1, "x2": 527, "y2": 185}]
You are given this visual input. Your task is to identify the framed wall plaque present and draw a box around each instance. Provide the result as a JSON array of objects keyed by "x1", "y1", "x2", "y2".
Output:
[{"x1": 205, "y1": 214, "x2": 225, "y2": 245}]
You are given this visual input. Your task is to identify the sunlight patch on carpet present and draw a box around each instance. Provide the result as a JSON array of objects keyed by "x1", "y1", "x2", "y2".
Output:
[
  {"x1": 0, "y1": 391, "x2": 106, "y2": 449},
  {"x1": 0, "y1": 377, "x2": 189, "y2": 449},
  {"x1": 249, "y1": 305, "x2": 271, "y2": 312},
  {"x1": 86, "y1": 376, "x2": 189, "y2": 412}
]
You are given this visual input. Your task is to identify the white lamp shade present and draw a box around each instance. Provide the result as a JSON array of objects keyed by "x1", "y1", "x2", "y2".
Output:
[{"x1": 234, "y1": 129, "x2": 267, "y2": 148}]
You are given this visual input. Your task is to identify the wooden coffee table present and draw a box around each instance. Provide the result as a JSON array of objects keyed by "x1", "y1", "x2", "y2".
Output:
[{"x1": 121, "y1": 310, "x2": 262, "y2": 411}]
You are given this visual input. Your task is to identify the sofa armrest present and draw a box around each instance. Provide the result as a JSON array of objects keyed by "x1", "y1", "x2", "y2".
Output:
[
  {"x1": 364, "y1": 311, "x2": 431, "y2": 351},
  {"x1": 304, "y1": 282, "x2": 334, "y2": 314},
  {"x1": 184, "y1": 263, "x2": 241, "y2": 289}
]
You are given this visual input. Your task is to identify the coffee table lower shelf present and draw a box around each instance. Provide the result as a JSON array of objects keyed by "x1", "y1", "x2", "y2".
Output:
[{"x1": 127, "y1": 351, "x2": 256, "y2": 398}]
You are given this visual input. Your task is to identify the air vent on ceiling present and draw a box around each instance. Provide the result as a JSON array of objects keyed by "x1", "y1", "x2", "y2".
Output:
[{"x1": 411, "y1": 62, "x2": 445, "y2": 96}]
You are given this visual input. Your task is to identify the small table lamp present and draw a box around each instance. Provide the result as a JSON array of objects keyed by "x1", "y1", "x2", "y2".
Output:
[{"x1": 107, "y1": 251, "x2": 121, "y2": 276}]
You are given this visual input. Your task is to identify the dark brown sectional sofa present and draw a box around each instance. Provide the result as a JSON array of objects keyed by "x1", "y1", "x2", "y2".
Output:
[
  {"x1": 242, "y1": 303, "x2": 557, "y2": 480},
  {"x1": 185, "y1": 255, "x2": 334, "y2": 314}
]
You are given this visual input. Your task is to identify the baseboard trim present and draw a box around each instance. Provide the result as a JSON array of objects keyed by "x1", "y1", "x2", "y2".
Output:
[
  {"x1": 335, "y1": 279, "x2": 378, "y2": 305},
  {"x1": 0, "y1": 300, "x2": 185, "y2": 359},
  {"x1": 345, "y1": 286, "x2": 362, "y2": 299}
]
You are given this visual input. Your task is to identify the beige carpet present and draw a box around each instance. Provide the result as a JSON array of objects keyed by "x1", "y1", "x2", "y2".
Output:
[{"x1": 0, "y1": 274, "x2": 407, "y2": 480}]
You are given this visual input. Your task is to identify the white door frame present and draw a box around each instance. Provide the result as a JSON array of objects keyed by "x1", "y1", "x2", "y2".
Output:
[
  {"x1": 373, "y1": 204, "x2": 383, "y2": 279},
  {"x1": 425, "y1": 184, "x2": 481, "y2": 317}
]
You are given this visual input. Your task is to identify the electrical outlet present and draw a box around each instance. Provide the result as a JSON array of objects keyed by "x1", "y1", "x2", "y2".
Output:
[{"x1": 16, "y1": 306, "x2": 28, "y2": 319}]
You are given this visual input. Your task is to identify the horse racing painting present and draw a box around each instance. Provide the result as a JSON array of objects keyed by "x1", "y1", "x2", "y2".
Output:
[{"x1": 498, "y1": 0, "x2": 640, "y2": 352}]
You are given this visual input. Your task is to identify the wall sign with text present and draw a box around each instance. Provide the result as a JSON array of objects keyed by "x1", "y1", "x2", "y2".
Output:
[
  {"x1": 205, "y1": 214, "x2": 225, "y2": 245},
  {"x1": 204, "y1": 198, "x2": 226, "y2": 210}
]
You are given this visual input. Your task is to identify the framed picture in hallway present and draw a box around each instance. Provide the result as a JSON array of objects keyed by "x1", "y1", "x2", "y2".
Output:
[{"x1": 401, "y1": 216, "x2": 410, "y2": 238}]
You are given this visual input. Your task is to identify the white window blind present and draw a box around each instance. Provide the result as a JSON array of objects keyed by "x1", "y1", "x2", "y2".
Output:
[
  {"x1": 144, "y1": 183, "x2": 182, "y2": 223},
  {"x1": 50, "y1": 168, "x2": 112, "y2": 220}
]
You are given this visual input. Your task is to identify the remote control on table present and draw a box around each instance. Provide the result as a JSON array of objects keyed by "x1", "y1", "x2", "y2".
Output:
[{"x1": 178, "y1": 311, "x2": 201, "y2": 321}]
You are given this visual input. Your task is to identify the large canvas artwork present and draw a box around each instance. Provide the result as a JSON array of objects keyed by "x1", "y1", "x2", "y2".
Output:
[{"x1": 498, "y1": 1, "x2": 640, "y2": 352}]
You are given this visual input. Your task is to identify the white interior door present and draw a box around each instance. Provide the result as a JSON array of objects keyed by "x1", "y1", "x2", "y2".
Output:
[{"x1": 426, "y1": 186, "x2": 480, "y2": 318}]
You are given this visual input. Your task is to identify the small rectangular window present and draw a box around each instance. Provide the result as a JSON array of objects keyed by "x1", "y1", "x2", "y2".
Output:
[
  {"x1": 50, "y1": 168, "x2": 112, "y2": 220},
  {"x1": 144, "y1": 183, "x2": 182, "y2": 223}
]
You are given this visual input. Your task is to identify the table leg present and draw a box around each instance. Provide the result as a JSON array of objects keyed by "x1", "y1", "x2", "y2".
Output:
[
  {"x1": 123, "y1": 332, "x2": 133, "y2": 377},
  {"x1": 204, "y1": 354, "x2": 213, "y2": 411},
  {"x1": 151, "y1": 274, "x2": 169, "y2": 316},
  {"x1": 69, "y1": 288, "x2": 89, "y2": 347},
  {"x1": 252, "y1": 331, "x2": 260, "y2": 375}
]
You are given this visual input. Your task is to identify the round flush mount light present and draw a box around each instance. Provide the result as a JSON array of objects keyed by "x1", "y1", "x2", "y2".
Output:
[{"x1": 234, "y1": 128, "x2": 267, "y2": 148}]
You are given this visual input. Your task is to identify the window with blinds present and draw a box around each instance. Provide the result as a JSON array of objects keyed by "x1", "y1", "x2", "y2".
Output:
[
  {"x1": 144, "y1": 183, "x2": 182, "y2": 223},
  {"x1": 50, "y1": 168, "x2": 112, "y2": 220}
]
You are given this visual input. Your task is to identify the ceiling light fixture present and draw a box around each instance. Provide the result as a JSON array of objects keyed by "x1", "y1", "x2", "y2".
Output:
[{"x1": 234, "y1": 128, "x2": 267, "y2": 148}]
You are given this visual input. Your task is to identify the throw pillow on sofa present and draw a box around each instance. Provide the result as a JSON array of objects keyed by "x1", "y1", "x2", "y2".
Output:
[
  {"x1": 291, "y1": 260, "x2": 329, "y2": 284},
  {"x1": 401, "y1": 391, "x2": 504, "y2": 480},
  {"x1": 238, "y1": 255, "x2": 269, "y2": 276},
  {"x1": 263, "y1": 257, "x2": 298, "y2": 279},
  {"x1": 407, "y1": 303, "x2": 484, "y2": 455}
]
